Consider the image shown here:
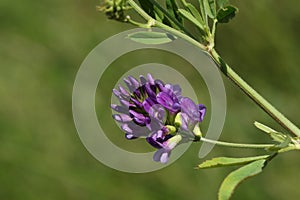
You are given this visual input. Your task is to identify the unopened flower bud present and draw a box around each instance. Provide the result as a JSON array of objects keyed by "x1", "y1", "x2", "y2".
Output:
[
  {"x1": 165, "y1": 125, "x2": 177, "y2": 134},
  {"x1": 193, "y1": 124, "x2": 202, "y2": 141},
  {"x1": 174, "y1": 112, "x2": 182, "y2": 127}
]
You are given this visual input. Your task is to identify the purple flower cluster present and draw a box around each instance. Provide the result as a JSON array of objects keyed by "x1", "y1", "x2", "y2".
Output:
[{"x1": 111, "y1": 74, "x2": 206, "y2": 163}]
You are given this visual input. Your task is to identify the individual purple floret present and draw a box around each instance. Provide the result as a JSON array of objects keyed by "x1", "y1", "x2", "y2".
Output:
[{"x1": 111, "y1": 74, "x2": 206, "y2": 164}]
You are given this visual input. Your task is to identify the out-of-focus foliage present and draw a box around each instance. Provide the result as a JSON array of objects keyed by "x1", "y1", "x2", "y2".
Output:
[{"x1": 1, "y1": 0, "x2": 300, "y2": 199}]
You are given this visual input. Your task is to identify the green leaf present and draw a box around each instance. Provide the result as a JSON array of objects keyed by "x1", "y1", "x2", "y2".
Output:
[
  {"x1": 218, "y1": 159, "x2": 266, "y2": 200},
  {"x1": 217, "y1": 5, "x2": 238, "y2": 23},
  {"x1": 127, "y1": 31, "x2": 177, "y2": 45},
  {"x1": 217, "y1": 0, "x2": 229, "y2": 8},
  {"x1": 185, "y1": 3, "x2": 204, "y2": 25},
  {"x1": 166, "y1": 0, "x2": 182, "y2": 23},
  {"x1": 198, "y1": 155, "x2": 269, "y2": 169},
  {"x1": 254, "y1": 122, "x2": 293, "y2": 152},
  {"x1": 138, "y1": 0, "x2": 156, "y2": 18},
  {"x1": 267, "y1": 136, "x2": 292, "y2": 151},
  {"x1": 198, "y1": 0, "x2": 207, "y2": 24},
  {"x1": 204, "y1": 0, "x2": 217, "y2": 19},
  {"x1": 178, "y1": 9, "x2": 204, "y2": 30},
  {"x1": 254, "y1": 121, "x2": 287, "y2": 143},
  {"x1": 254, "y1": 121, "x2": 276, "y2": 133},
  {"x1": 138, "y1": 0, "x2": 170, "y2": 25},
  {"x1": 154, "y1": 10, "x2": 165, "y2": 23},
  {"x1": 269, "y1": 132, "x2": 289, "y2": 143}
]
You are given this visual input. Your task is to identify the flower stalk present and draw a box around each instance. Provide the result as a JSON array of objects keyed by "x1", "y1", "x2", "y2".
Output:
[{"x1": 199, "y1": 137, "x2": 274, "y2": 149}]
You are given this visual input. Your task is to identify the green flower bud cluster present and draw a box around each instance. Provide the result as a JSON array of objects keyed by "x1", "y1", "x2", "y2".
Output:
[{"x1": 97, "y1": 0, "x2": 131, "y2": 21}]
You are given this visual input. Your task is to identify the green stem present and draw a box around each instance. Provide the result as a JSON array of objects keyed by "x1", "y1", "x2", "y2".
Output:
[
  {"x1": 209, "y1": 49, "x2": 300, "y2": 137},
  {"x1": 127, "y1": 0, "x2": 206, "y2": 50},
  {"x1": 127, "y1": 0, "x2": 300, "y2": 137},
  {"x1": 147, "y1": 0, "x2": 195, "y2": 39},
  {"x1": 200, "y1": 137, "x2": 274, "y2": 149},
  {"x1": 125, "y1": 16, "x2": 150, "y2": 28},
  {"x1": 211, "y1": 19, "x2": 217, "y2": 41}
]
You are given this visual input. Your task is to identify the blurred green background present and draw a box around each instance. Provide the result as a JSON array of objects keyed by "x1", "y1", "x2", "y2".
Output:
[{"x1": 1, "y1": 0, "x2": 300, "y2": 199}]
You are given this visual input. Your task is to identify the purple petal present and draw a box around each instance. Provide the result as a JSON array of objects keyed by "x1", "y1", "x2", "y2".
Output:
[
  {"x1": 133, "y1": 89, "x2": 141, "y2": 99},
  {"x1": 121, "y1": 122, "x2": 150, "y2": 137},
  {"x1": 198, "y1": 104, "x2": 206, "y2": 122},
  {"x1": 125, "y1": 133, "x2": 138, "y2": 140},
  {"x1": 180, "y1": 97, "x2": 200, "y2": 121},
  {"x1": 146, "y1": 118, "x2": 163, "y2": 132},
  {"x1": 145, "y1": 83, "x2": 157, "y2": 99},
  {"x1": 139, "y1": 75, "x2": 147, "y2": 85},
  {"x1": 133, "y1": 117, "x2": 148, "y2": 126},
  {"x1": 142, "y1": 98, "x2": 156, "y2": 113},
  {"x1": 154, "y1": 80, "x2": 165, "y2": 91},
  {"x1": 153, "y1": 148, "x2": 170, "y2": 164},
  {"x1": 118, "y1": 85, "x2": 130, "y2": 98},
  {"x1": 160, "y1": 151, "x2": 170, "y2": 164},
  {"x1": 165, "y1": 84, "x2": 182, "y2": 98},
  {"x1": 113, "y1": 89, "x2": 122, "y2": 99},
  {"x1": 112, "y1": 114, "x2": 132, "y2": 123},
  {"x1": 156, "y1": 92, "x2": 173, "y2": 108},
  {"x1": 120, "y1": 99, "x2": 132, "y2": 108},
  {"x1": 121, "y1": 123, "x2": 133, "y2": 133},
  {"x1": 130, "y1": 97, "x2": 143, "y2": 108},
  {"x1": 146, "y1": 136, "x2": 162, "y2": 149},
  {"x1": 111, "y1": 104, "x2": 128, "y2": 114},
  {"x1": 173, "y1": 102, "x2": 181, "y2": 110},
  {"x1": 157, "y1": 92, "x2": 180, "y2": 113},
  {"x1": 123, "y1": 78, "x2": 135, "y2": 92},
  {"x1": 128, "y1": 76, "x2": 140, "y2": 89},
  {"x1": 179, "y1": 112, "x2": 197, "y2": 132},
  {"x1": 160, "y1": 84, "x2": 171, "y2": 93},
  {"x1": 152, "y1": 134, "x2": 182, "y2": 163},
  {"x1": 147, "y1": 73, "x2": 155, "y2": 85},
  {"x1": 113, "y1": 86, "x2": 130, "y2": 101},
  {"x1": 129, "y1": 110, "x2": 150, "y2": 126},
  {"x1": 180, "y1": 113, "x2": 189, "y2": 131},
  {"x1": 148, "y1": 104, "x2": 167, "y2": 124},
  {"x1": 153, "y1": 148, "x2": 163, "y2": 162},
  {"x1": 146, "y1": 128, "x2": 172, "y2": 148},
  {"x1": 172, "y1": 84, "x2": 182, "y2": 95}
]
